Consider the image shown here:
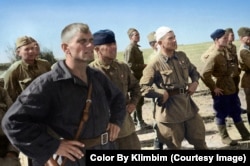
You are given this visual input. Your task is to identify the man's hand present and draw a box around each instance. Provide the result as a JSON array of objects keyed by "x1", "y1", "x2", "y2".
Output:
[
  {"x1": 126, "y1": 103, "x2": 136, "y2": 114},
  {"x1": 55, "y1": 140, "x2": 84, "y2": 162},
  {"x1": 106, "y1": 123, "x2": 120, "y2": 142},
  {"x1": 188, "y1": 82, "x2": 199, "y2": 95},
  {"x1": 162, "y1": 91, "x2": 169, "y2": 104},
  {"x1": 214, "y1": 87, "x2": 224, "y2": 96}
]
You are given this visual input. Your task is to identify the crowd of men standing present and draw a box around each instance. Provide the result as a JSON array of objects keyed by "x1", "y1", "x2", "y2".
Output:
[{"x1": 0, "y1": 23, "x2": 250, "y2": 166}]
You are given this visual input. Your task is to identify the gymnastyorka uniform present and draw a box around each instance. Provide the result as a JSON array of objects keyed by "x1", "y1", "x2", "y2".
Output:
[
  {"x1": 238, "y1": 44, "x2": 250, "y2": 114},
  {"x1": 89, "y1": 59, "x2": 141, "y2": 149},
  {"x1": 4, "y1": 59, "x2": 51, "y2": 101},
  {"x1": 201, "y1": 48, "x2": 242, "y2": 125},
  {"x1": 140, "y1": 51, "x2": 207, "y2": 149}
]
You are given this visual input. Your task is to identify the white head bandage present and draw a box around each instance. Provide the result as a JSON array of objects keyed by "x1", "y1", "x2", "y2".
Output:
[{"x1": 155, "y1": 26, "x2": 172, "y2": 42}]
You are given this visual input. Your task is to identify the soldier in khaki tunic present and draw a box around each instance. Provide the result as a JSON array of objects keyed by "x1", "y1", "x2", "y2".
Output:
[
  {"x1": 0, "y1": 87, "x2": 21, "y2": 166},
  {"x1": 201, "y1": 29, "x2": 250, "y2": 146},
  {"x1": 201, "y1": 28, "x2": 247, "y2": 113},
  {"x1": 3, "y1": 36, "x2": 51, "y2": 166},
  {"x1": 124, "y1": 28, "x2": 151, "y2": 130},
  {"x1": 4, "y1": 36, "x2": 51, "y2": 102},
  {"x1": 140, "y1": 26, "x2": 207, "y2": 149},
  {"x1": 90, "y1": 29, "x2": 141, "y2": 149},
  {"x1": 147, "y1": 31, "x2": 164, "y2": 150},
  {"x1": 237, "y1": 27, "x2": 250, "y2": 125}
]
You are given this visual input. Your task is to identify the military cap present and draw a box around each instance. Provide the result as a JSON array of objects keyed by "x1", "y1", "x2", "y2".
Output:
[
  {"x1": 15, "y1": 36, "x2": 33, "y2": 50},
  {"x1": 29, "y1": 36, "x2": 37, "y2": 43},
  {"x1": 93, "y1": 29, "x2": 116, "y2": 46},
  {"x1": 225, "y1": 28, "x2": 233, "y2": 34},
  {"x1": 210, "y1": 29, "x2": 226, "y2": 40},
  {"x1": 127, "y1": 28, "x2": 138, "y2": 37},
  {"x1": 155, "y1": 26, "x2": 172, "y2": 42},
  {"x1": 147, "y1": 32, "x2": 156, "y2": 43},
  {"x1": 237, "y1": 27, "x2": 250, "y2": 37}
]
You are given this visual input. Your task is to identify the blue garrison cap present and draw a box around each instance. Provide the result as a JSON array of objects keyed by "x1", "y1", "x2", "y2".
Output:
[
  {"x1": 210, "y1": 29, "x2": 226, "y2": 40},
  {"x1": 93, "y1": 29, "x2": 116, "y2": 46}
]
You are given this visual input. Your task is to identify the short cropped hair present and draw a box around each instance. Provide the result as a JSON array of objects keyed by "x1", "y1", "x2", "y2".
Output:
[{"x1": 61, "y1": 23, "x2": 90, "y2": 43}]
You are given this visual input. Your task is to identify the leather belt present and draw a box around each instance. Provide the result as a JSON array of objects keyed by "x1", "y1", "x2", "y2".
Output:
[
  {"x1": 167, "y1": 88, "x2": 187, "y2": 96},
  {"x1": 80, "y1": 132, "x2": 109, "y2": 148}
]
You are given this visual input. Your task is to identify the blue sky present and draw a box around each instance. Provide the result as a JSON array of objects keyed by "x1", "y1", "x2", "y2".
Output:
[{"x1": 0, "y1": 0, "x2": 249, "y2": 63}]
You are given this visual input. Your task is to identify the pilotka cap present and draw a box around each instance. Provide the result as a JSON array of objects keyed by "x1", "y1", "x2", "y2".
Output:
[
  {"x1": 15, "y1": 36, "x2": 33, "y2": 50},
  {"x1": 237, "y1": 27, "x2": 250, "y2": 37},
  {"x1": 127, "y1": 28, "x2": 138, "y2": 37},
  {"x1": 147, "y1": 31, "x2": 156, "y2": 43}
]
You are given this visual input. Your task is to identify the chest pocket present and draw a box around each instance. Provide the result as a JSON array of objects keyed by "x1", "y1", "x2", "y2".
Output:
[{"x1": 214, "y1": 57, "x2": 228, "y2": 76}]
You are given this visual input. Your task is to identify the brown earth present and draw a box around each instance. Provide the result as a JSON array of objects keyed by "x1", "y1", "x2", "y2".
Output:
[
  {"x1": 19, "y1": 89, "x2": 249, "y2": 165},
  {"x1": 137, "y1": 89, "x2": 250, "y2": 150}
]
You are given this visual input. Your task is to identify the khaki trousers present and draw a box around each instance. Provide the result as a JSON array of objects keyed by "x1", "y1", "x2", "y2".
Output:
[
  {"x1": 156, "y1": 113, "x2": 207, "y2": 150},
  {"x1": 115, "y1": 132, "x2": 141, "y2": 150}
]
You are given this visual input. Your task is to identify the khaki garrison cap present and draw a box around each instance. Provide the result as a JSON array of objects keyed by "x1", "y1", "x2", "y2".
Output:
[
  {"x1": 15, "y1": 36, "x2": 33, "y2": 50},
  {"x1": 237, "y1": 27, "x2": 250, "y2": 37},
  {"x1": 147, "y1": 31, "x2": 156, "y2": 43},
  {"x1": 127, "y1": 28, "x2": 138, "y2": 37},
  {"x1": 225, "y1": 28, "x2": 233, "y2": 34}
]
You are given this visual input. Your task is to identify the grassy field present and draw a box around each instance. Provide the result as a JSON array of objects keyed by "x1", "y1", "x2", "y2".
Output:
[
  {"x1": 118, "y1": 40, "x2": 240, "y2": 71},
  {"x1": 117, "y1": 40, "x2": 240, "y2": 91}
]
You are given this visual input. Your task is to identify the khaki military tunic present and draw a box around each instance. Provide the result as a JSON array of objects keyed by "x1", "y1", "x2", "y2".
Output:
[
  {"x1": 202, "y1": 44, "x2": 240, "y2": 90},
  {"x1": 201, "y1": 48, "x2": 237, "y2": 95},
  {"x1": 4, "y1": 59, "x2": 51, "y2": 101},
  {"x1": 140, "y1": 51, "x2": 200, "y2": 123},
  {"x1": 89, "y1": 59, "x2": 141, "y2": 138},
  {"x1": 238, "y1": 44, "x2": 250, "y2": 88},
  {"x1": 124, "y1": 43, "x2": 145, "y2": 80}
]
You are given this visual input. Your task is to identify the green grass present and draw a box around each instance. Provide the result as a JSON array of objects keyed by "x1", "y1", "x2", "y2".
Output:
[
  {"x1": 117, "y1": 40, "x2": 241, "y2": 91},
  {"x1": 0, "y1": 40, "x2": 241, "y2": 91}
]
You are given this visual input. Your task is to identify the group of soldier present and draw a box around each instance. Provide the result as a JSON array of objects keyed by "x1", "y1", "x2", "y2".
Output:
[
  {"x1": 0, "y1": 23, "x2": 250, "y2": 166},
  {"x1": 200, "y1": 27, "x2": 250, "y2": 146}
]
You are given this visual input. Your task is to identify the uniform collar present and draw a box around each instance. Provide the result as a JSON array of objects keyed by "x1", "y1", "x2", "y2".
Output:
[
  {"x1": 53, "y1": 60, "x2": 94, "y2": 86},
  {"x1": 21, "y1": 59, "x2": 38, "y2": 70},
  {"x1": 96, "y1": 59, "x2": 117, "y2": 70},
  {"x1": 162, "y1": 52, "x2": 178, "y2": 62}
]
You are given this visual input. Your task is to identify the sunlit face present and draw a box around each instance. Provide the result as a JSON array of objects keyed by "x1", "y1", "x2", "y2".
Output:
[
  {"x1": 149, "y1": 41, "x2": 157, "y2": 50},
  {"x1": 96, "y1": 42, "x2": 117, "y2": 61},
  {"x1": 160, "y1": 31, "x2": 177, "y2": 51},
  {"x1": 33, "y1": 42, "x2": 40, "y2": 56},
  {"x1": 241, "y1": 36, "x2": 250, "y2": 46},
  {"x1": 17, "y1": 43, "x2": 36, "y2": 64},
  {"x1": 227, "y1": 32, "x2": 235, "y2": 43},
  {"x1": 65, "y1": 31, "x2": 94, "y2": 63},
  {"x1": 130, "y1": 31, "x2": 140, "y2": 42},
  {"x1": 216, "y1": 34, "x2": 228, "y2": 47}
]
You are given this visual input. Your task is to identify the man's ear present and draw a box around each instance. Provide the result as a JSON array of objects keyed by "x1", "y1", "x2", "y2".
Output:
[{"x1": 61, "y1": 43, "x2": 69, "y2": 54}]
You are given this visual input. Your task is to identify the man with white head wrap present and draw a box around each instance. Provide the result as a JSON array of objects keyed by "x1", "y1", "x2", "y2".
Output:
[{"x1": 140, "y1": 26, "x2": 208, "y2": 149}]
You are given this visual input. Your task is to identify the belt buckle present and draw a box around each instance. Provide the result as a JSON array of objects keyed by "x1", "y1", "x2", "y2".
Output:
[
  {"x1": 101, "y1": 132, "x2": 108, "y2": 145},
  {"x1": 179, "y1": 88, "x2": 185, "y2": 94}
]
